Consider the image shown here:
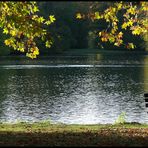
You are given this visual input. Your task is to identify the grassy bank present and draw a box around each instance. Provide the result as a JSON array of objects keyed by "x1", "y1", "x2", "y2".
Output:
[{"x1": 0, "y1": 122, "x2": 148, "y2": 146}]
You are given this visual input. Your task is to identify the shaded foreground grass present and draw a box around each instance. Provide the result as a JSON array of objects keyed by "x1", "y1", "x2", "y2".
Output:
[{"x1": 0, "y1": 122, "x2": 148, "y2": 146}]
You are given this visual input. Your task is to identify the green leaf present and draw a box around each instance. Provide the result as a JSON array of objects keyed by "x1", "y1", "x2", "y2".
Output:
[
  {"x1": 49, "y1": 15, "x2": 56, "y2": 23},
  {"x1": 3, "y1": 28, "x2": 9, "y2": 34},
  {"x1": 38, "y1": 17, "x2": 45, "y2": 23},
  {"x1": 33, "y1": 6, "x2": 39, "y2": 12},
  {"x1": 45, "y1": 40, "x2": 51, "y2": 48},
  {"x1": 44, "y1": 20, "x2": 51, "y2": 25}
]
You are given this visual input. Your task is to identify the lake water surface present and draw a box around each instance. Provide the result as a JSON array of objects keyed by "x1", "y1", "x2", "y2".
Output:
[{"x1": 0, "y1": 52, "x2": 148, "y2": 124}]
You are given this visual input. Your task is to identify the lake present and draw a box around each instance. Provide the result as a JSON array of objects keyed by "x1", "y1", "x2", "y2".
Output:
[{"x1": 0, "y1": 52, "x2": 148, "y2": 124}]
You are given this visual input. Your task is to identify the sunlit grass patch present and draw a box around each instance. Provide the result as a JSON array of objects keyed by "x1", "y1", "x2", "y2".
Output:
[{"x1": 0, "y1": 122, "x2": 147, "y2": 146}]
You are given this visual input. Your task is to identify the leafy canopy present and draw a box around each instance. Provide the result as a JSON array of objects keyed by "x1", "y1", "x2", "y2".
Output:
[
  {"x1": 76, "y1": 1, "x2": 148, "y2": 49},
  {"x1": 0, "y1": 2, "x2": 56, "y2": 58},
  {"x1": 0, "y1": 2, "x2": 147, "y2": 58}
]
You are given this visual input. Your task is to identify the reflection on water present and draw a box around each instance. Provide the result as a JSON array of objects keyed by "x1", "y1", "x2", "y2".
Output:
[{"x1": 0, "y1": 53, "x2": 148, "y2": 124}]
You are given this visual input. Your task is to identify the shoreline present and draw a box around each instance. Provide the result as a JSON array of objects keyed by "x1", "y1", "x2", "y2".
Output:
[
  {"x1": 0, "y1": 122, "x2": 148, "y2": 146},
  {"x1": 1, "y1": 49, "x2": 148, "y2": 58}
]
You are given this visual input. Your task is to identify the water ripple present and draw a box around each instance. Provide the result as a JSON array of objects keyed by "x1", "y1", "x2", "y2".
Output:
[{"x1": 0, "y1": 64, "x2": 147, "y2": 69}]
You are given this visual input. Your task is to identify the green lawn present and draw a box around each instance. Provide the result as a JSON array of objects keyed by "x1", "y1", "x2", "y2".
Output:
[{"x1": 0, "y1": 122, "x2": 148, "y2": 146}]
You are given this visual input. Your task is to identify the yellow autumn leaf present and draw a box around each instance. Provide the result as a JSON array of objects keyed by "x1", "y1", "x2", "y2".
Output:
[
  {"x1": 7, "y1": 23, "x2": 12, "y2": 28},
  {"x1": 113, "y1": 21, "x2": 117, "y2": 26},
  {"x1": 111, "y1": 29, "x2": 115, "y2": 34},
  {"x1": 112, "y1": 8, "x2": 116, "y2": 12},
  {"x1": 18, "y1": 47, "x2": 24, "y2": 52},
  {"x1": 127, "y1": 43, "x2": 135, "y2": 49},
  {"x1": 119, "y1": 32, "x2": 123, "y2": 36},
  {"x1": 10, "y1": 30, "x2": 16, "y2": 36},
  {"x1": 33, "y1": 48, "x2": 39, "y2": 55},
  {"x1": 118, "y1": 32, "x2": 123, "y2": 38},
  {"x1": 127, "y1": 7, "x2": 136, "y2": 15},
  {"x1": 132, "y1": 29, "x2": 141, "y2": 35},
  {"x1": 32, "y1": 15, "x2": 38, "y2": 20},
  {"x1": 4, "y1": 39, "x2": 10, "y2": 45},
  {"x1": 101, "y1": 37, "x2": 107, "y2": 42},
  {"x1": 122, "y1": 23, "x2": 127, "y2": 29},
  {"x1": 117, "y1": 3, "x2": 122, "y2": 10},
  {"x1": 94, "y1": 12, "x2": 101, "y2": 19},
  {"x1": 142, "y1": 6, "x2": 148, "y2": 11},
  {"x1": 114, "y1": 42, "x2": 120, "y2": 46},
  {"x1": 26, "y1": 53, "x2": 35, "y2": 59},
  {"x1": 99, "y1": 32, "x2": 102, "y2": 36},
  {"x1": 127, "y1": 20, "x2": 133, "y2": 27},
  {"x1": 76, "y1": 13, "x2": 82, "y2": 19}
]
